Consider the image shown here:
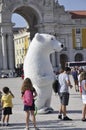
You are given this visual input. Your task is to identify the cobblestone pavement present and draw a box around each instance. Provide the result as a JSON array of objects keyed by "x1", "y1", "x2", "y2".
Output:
[{"x1": 0, "y1": 78, "x2": 86, "y2": 130}]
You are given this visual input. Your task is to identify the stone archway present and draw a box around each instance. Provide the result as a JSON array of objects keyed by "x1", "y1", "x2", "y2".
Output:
[
  {"x1": 0, "y1": 0, "x2": 43, "y2": 71},
  {"x1": 0, "y1": 0, "x2": 73, "y2": 72},
  {"x1": 13, "y1": 5, "x2": 42, "y2": 39},
  {"x1": 60, "y1": 54, "x2": 68, "y2": 69}
]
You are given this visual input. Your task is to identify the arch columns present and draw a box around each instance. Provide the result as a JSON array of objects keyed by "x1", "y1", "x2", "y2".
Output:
[
  {"x1": 1, "y1": 32, "x2": 14, "y2": 70},
  {"x1": 1, "y1": 33, "x2": 8, "y2": 69},
  {"x1": 7, "y1": 33, "x2": 15, "y2": 69}
]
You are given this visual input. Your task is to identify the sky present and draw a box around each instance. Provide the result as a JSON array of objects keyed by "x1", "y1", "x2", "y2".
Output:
[
  {"x1": 12, "y1": 0, "x2": 86, "y2": 27},
  {"x1": 58, "y1": 0, "x2": 86, "y2": 11}
]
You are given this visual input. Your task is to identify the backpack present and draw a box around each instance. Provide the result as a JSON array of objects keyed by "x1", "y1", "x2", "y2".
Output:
[
  {"x1": 23, "y1": 90, "x2": 33, "y2": 106},
  {"x1": 52, "y1": 80, "x2": 60, "y2": 93}
]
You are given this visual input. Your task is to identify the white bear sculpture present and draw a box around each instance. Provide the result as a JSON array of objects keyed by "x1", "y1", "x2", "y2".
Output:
[{"x1": 24, "y1": 33, "x2": 63, "y2": 114}]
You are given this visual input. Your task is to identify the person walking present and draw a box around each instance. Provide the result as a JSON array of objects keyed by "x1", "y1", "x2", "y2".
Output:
[
  {"x1": 78, "y1": 68, "x2": 84, "y2": 95},
  {"x1": 71, "y1": 67, "x2": 79, "y2": 92},
  {"x1": 1, "y1": 87, "x2": 14, "y2": 126},
  {"x1": 58, "y1": 67, "x2": 73, "y2": 121},
  {"x1": 80, "y1": 71, "x2": 86, "y2": 121},
  {"x1": 21, "y1": 78, "x2": 39, "y2": 130}
]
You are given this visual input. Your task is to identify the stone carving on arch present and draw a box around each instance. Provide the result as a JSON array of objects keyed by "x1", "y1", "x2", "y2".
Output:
[{"x1": 45, "y1": 0, "x2": 52, "y2": 6}]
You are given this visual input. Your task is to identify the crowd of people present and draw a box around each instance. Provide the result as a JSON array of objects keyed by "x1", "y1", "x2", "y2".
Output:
[
  {"x1": 0, "y1": 66, "x2": 86, "y2": 130},
  {"x1": 0, "y1": 78, "x2": 39, "y2": 130},
  {"x1": 54, "y1": 66, "x2": 86, "y2": 122}
]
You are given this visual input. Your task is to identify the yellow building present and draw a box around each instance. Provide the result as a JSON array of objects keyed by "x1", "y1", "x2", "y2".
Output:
[
  {"x1": 59, "y1": 11, "x2": 86, "y2": 69},
  {"x1": 72, "y1": 28, "x2": 86, "y2": 49},
  {"x1": 69, "y1": 11, "x2": 86, "y2": 62},
  {"x1": 13, "y1": 28, "x2": 30, "y2": 68}
]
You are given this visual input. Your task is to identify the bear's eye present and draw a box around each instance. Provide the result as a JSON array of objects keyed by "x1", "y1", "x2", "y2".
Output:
[{"x1": 51, "y1": 38, "x2": 54, "y2": 40}]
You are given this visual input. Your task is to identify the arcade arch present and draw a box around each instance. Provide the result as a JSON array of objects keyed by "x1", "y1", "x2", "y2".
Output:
[
  {"x1": 13, "y1": 5, "x2": 42, "y2": 39},
  {"x1": 75, "y1": 53, "x2": 83, "y2": 61},
  {"x1": 60, "y1": 54, "x2": 68, "y2": 69}
]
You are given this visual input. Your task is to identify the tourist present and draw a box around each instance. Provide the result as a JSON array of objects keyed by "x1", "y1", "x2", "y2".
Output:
[
  {"x1": 1, "y1": 87, "x2": 14, "y2": 126},
  {"x1": 80, "y1": 71, "x2": 86, "y2": 121},
  {"x1": 21, "y1": 78, "x2": 39, "y2": 130},
  {"x1": 58, "y1": 67, "x2": 73, "y2": 121}
]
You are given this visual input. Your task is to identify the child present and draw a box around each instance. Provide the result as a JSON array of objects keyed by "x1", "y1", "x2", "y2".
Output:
[
  {"x1": 80, "y1": 71, "x2": 86, "y2": 121},
  {"x1": 21, "y1": 78, "x2": 39, "y2": 130},
  {"x1": 0, "y1": 91, "x2": 2, "y2": 125},
  {"x1": 1, "y1": 87, "x2": 14, "y2": 126}
]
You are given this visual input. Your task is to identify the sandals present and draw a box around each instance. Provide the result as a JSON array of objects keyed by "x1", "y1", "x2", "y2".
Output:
[{"x1": 82, "y1": 118, "x2": 86, "y2": 121}]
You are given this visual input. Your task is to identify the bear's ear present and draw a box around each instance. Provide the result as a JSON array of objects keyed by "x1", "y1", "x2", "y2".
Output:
[{"x1": 35, "y1": 33, "x2": 44, "y2": 41}]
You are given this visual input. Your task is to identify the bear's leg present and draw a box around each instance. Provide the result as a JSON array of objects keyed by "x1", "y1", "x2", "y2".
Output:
[
  {"x1": 45, "y1": 97, "x2": 54, "y2": 112},
  {"x1": 35, "y1": 86, "x2": 53, "y2": 114}
]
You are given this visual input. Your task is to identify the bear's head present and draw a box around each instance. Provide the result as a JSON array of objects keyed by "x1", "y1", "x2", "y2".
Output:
[{"x1": 31, "y1": 33, "x2": 63, "y2": 54}]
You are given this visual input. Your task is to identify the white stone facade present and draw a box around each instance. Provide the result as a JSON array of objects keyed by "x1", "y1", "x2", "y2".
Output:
[{"x1": 0, "y1": 0, "x2": 86, "y2": 72}]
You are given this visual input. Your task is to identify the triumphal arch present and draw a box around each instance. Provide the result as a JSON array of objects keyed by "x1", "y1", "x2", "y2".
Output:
[{"x1": 0, "y1": 0, "x2": 73, "y2": 72}]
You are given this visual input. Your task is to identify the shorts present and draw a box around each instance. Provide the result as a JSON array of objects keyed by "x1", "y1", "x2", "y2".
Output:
[
  {"x1": 3, "y1": 107, "x2": 12, "y2": 115},
  {"x1": 59, "y1": 92, "x2": 69, "y2": 106},
  {"x1": 82, "y1": 95, "x2": 86, "y2": 104},
  {"x1": 24, "y1": 100, "x2": 35, "y2": 111}
]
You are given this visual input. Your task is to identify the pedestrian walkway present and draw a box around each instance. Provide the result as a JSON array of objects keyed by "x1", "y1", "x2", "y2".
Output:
[{"x1": 0, "y1": 78, "x2": 86, "y2": 130}]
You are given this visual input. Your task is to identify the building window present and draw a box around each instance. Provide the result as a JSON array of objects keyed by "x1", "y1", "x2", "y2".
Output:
[
  {"x1": 22, "y1": 48, "x2": 24, "y2": 53},
  {"x1": 76, "y1": 28, "x2": 81, "y2": 34},
  {"x1": 75, "y1": 28, "x2": 82, "y2": 50},
  {"x1": 17, "y1": 50, "x2": 19, "y2": 55},
  {"x1": 20, "y1": 49, "x2": 21, "y2": 54},
  {"x1": 76, "y1": 38, "x2": 81, "y2": 47},
  {"x1": 75, "y1": 37, "x2": 83, "y2": 50}
]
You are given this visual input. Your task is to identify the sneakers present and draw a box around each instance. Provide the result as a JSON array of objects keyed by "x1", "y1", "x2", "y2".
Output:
[
  {"x1": 58, "y1": 115, "x2": 72, "y2": 121},
  {"x1": 6, "y1": 123, "x2": 9, "y2": 126},
  {"x1": 63, "y1": 116, "x2": 72, "y2": 121},
  {"x1": 2, "y1": 123, "x2": 5, "y2": 126},
  {"x1": 58, "y1": 114, "x2": 62, "y2": 120},
  {"x1": 2, "y1": 123, "x2": 9, "y2": 126}
]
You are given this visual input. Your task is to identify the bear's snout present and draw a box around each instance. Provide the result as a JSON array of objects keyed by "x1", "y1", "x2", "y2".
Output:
[{"x1": 61, "y1": 44, "x2": 64, "y2": 48}]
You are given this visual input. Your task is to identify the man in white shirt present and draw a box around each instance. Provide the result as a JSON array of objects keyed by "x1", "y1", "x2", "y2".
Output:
[{"x1": 58, "y1": 67, "x2": 73, "y2": 121}]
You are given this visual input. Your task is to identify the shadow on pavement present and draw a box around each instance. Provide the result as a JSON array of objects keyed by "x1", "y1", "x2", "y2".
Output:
[{"x1": 68, "y1": 110, "x2": 81, "y2": 114}]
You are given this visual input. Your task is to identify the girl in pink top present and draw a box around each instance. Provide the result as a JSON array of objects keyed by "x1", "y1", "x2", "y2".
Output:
[{"x1": 21, "y1": 78, "x2": 39, "y2": 130}]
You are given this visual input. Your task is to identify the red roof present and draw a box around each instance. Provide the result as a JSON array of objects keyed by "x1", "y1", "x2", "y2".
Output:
[{"x1": 69, "y1": 11, "x2": 86, "y2": 19}]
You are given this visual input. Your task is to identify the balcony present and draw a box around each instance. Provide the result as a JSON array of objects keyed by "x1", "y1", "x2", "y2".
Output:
[{"x1": 74, "y1": 47, "x2": 83, "y2": 50}]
